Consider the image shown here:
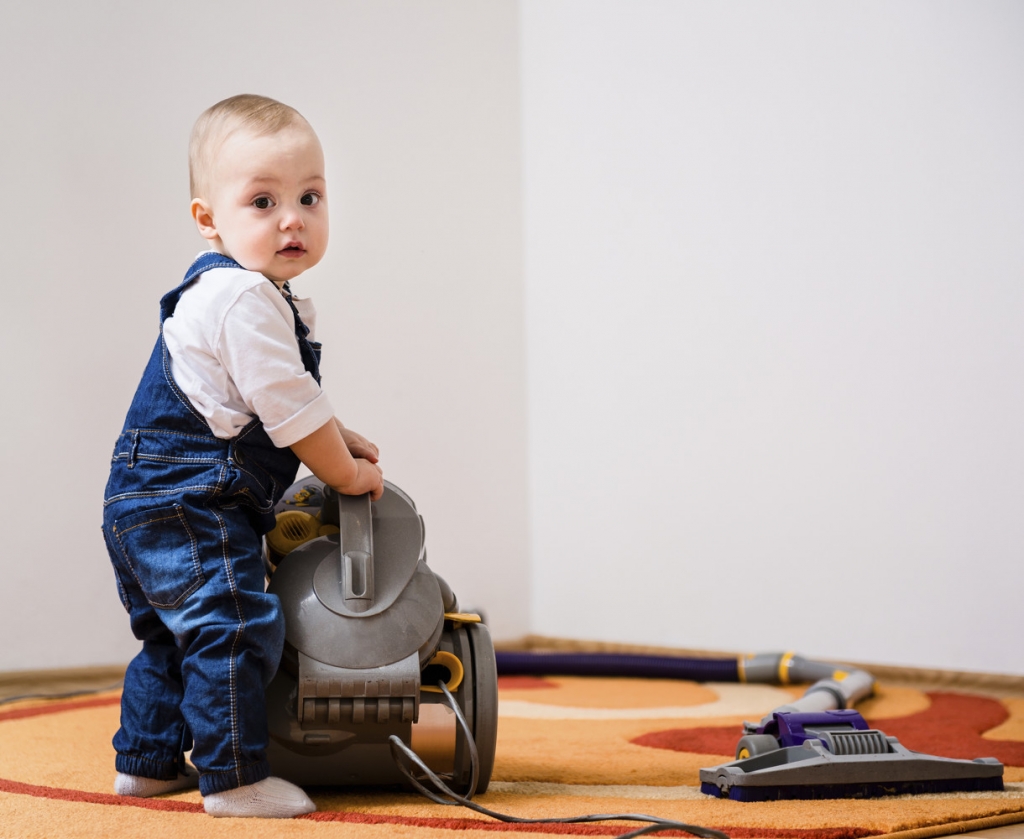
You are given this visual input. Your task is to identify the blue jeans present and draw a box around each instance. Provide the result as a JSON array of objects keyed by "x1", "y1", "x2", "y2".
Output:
[
  {"x1": 103, "y1": 427, "x2": 286, "y2": 796},
  {"x1": 102, "y1": 252, "x2": 316, "y2": 796}
]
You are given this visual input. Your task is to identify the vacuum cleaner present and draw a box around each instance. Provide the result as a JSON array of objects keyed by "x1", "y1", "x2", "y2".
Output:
[
  {"x1": 261, "y1": 480, "x2": 1003, "y2": 804},
  {"x1": 262, "y1": 477, "x2": 498, "y2": 794},
  {"x1": 495, "y1": 650, "x2": 1005, "y2": 801}
]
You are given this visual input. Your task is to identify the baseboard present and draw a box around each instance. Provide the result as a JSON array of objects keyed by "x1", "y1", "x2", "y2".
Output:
[{"x1": 0, "y1": 664, "x2": 126, "y2": 702}]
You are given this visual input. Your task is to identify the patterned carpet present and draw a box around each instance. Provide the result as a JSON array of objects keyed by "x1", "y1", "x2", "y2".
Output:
[{"x1": 2, "y1": 672, "x2": 1023, "y2": 838}]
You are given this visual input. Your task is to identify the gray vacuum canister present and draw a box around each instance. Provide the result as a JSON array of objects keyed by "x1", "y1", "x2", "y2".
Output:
[{"x1": 264, "y1": 479, "x2": 498, "y2": 792}]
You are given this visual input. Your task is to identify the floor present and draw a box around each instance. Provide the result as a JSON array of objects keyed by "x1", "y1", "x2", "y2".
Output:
[{"x1": 2, "y1": 669, "x2": 1022, "y2": 838}]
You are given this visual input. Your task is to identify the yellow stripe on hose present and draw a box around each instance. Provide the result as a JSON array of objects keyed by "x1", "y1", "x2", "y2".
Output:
[
  {"x1": 778, "y1": 652, "x2": 796, "y2": 686},
  {"x1": 737, "y1": 654, "x2": 750, "y2": 683}
]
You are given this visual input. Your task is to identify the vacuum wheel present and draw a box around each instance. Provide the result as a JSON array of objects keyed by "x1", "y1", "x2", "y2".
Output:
[
  {"x1": 736, "y1": 734, "x2": 779, "y2": 760},
  {"x1": 447, "y1": 621, "x2": 499, "y2": 795}
]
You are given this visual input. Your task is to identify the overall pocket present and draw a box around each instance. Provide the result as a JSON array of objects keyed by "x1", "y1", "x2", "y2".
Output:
[{"x1": 112, "y1": 504, "x2": 205, "y2": 609}]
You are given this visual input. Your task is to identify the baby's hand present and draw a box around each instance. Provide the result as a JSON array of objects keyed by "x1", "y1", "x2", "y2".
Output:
[
  {"x1": 336, "y1": 420, "x2": 380, "y2": 463},
  {"x1": 332, "y1": 458, "x2": 384, "y2": 501},
  {"x1": 291, "y1": 420, "x2": 383, "y2": 502}
]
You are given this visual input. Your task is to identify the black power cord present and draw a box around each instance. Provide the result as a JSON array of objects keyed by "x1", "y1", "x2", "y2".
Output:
[{"x1": 389, "y1": 683, "x2": 730, "y2": 839}]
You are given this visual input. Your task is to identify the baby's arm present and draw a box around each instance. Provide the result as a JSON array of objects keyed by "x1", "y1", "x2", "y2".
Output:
[{"x1": 290, "y1": 420, "x2": 384, "y2": 500}]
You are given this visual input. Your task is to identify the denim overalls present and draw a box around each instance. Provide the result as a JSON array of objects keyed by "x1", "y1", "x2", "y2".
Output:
[{"x1": 101, "y1": 252, "x2": 321, "y2": 795}]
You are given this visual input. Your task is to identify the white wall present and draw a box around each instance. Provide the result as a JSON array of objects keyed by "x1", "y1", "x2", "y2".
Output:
[
  {"x1": 0, "y1": 1, "x2": 528, "y2": 670},
  {"x1": 3, "y1": 2, "x2": 1023, "y2": 678},
  {"x1": 522, "y1": 1, "x2": 1024, "y2": 674}
]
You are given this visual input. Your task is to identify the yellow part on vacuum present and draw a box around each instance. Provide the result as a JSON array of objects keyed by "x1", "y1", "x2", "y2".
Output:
[
  {"x1": 777, "y1": 651, "x2": 796, "y2": 685},
  {"x1": 266, "y1": 510, "x2": 321, "y2": 557},
  {"x1": 738, "y1": 654, "x2": 751, "y2": 683},
  {"x1": 421, "y1": 650, "x2": 465, "y2": 693}
]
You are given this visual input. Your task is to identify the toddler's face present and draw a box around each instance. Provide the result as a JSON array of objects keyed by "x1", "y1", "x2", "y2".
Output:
[{"x1": 196, "y1": 123, "x2": 328, "y2": 284}]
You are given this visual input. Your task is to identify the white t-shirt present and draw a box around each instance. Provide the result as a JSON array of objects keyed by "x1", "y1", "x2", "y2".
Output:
[{"x1": 163, "y1": 261, "x2": 335, "y2": 447}]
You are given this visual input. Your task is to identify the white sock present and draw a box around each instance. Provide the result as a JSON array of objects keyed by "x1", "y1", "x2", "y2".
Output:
[
  {"x1": 114, "y1": 767, "x2": 198, "y2": 797},
  {"x1": 203, "y1": 776, "x2": 316, "y2": 818}
]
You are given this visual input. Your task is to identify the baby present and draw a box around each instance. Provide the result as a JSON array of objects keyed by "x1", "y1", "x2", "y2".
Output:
[{"x1": 101, "y1": 94, "x2": 383, "y2": 817}]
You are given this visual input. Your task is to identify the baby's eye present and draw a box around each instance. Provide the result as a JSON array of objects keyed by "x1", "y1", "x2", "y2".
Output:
[
  {"x1": 300, "y1": 192, "x2": 320, "y2": 206},
  {"x1": 253, "y1": 196, "x2": 274, "y2": 210}
]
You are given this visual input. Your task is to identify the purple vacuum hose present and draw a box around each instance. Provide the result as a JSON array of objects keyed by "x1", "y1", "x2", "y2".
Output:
[{"x1": 494, "y1": 651, "x2": 740, "y2": 682}]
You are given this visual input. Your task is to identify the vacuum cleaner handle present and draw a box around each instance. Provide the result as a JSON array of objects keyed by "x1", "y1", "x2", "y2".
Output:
[{"x1": 336, "y1": 492, "x2": 375, "y2": 612}]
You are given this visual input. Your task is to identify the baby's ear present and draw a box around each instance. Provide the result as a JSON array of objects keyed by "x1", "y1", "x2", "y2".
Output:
[{"x1": 191, "y1": 198, "x2": 218, "y2": 241}]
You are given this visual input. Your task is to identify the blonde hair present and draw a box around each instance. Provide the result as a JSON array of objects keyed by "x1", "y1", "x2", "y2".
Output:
[{"x1": 189, "y1": 94, "x2": 310, "y2": 198}]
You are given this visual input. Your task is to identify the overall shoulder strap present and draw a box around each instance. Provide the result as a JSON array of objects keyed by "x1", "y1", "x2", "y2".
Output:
[{"x1": 159, "y1": 253, "x2": 244, "y2": 323}]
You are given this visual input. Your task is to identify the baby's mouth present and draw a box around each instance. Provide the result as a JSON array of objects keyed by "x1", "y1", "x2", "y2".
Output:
[{"x1": 277, "y1": 245, "x2": 306, "y2": 258}]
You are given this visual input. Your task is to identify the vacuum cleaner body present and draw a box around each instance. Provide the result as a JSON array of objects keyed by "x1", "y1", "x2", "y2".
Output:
[{"x1": 263, "y1": 479, "x2": 498, "y2": 792}]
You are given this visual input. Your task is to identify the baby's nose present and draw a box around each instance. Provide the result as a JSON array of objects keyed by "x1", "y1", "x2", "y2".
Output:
[{"x1": 280, "y1": 209, "x2": 305, "y2": 230}]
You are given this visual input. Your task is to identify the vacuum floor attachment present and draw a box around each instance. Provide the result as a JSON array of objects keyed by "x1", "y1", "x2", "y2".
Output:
[{"x1": 699, "y1": 709, "x2": 1004, "y2": 801}]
